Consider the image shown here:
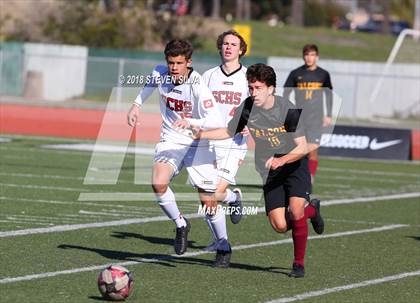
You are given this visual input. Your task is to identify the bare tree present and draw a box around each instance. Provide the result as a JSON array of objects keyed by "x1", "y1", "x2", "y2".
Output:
[
  {"x1": 191, "y1": 0, "x2": 204, "y2": 16},
  {"x1": 211, "y1": 0, "x2": 221, "y2": 19},
  {"x1": 243, "y1": 0, "x2": 251, "y2": 20},
  {"x1": 291, "y1": 0, "x2": 304, "y2": 26},
  {"x1": 381, "y1": 0, "x2": 391, "y2": 34},
  {"x1": 236, "y1": 0, "x2": 244, "y2": 20}
]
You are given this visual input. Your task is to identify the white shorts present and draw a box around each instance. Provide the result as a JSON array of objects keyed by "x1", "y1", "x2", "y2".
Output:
[
  {"x1": 154, "y1": 141, "x2": 218, "y2": 192},
  {"x1": 213, "y1": 142, "x2": 247, "y2": 185}
]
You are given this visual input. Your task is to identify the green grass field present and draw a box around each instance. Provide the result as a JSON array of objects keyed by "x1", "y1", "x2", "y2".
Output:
[
  {"x1": 198, "y1": 21, "x2": 405, "y2": 62},
  {"x1": 1, "y1": 135, "x2": 419, "y2": 302}
]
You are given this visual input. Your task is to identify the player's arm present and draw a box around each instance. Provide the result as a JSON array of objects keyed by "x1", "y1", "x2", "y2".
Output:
[
  {"x1": 127, "y1": 67, "x2": 162, "y2": 127},
  {"x1": 323, "y1": 71, "x2": 333, "y2": 127},
  {"x1": 193, "y1": 99, "x2": 249, "y2": 140},
  {"x1": 265, "y1": 135, "x2": 308, "y2": 169},
  {"x1": 283, "y1": 71, "x2": 295, "y2": 100},
  {"x1": 127, "y1": 103, "x2": 141, "y2": 127}
]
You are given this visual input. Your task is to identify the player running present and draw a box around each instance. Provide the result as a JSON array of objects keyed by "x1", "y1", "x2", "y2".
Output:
[
  {"x1": 283, "y1": 44, "x2": 333, "y2": 184},
  {"x1": 127, "y1": 40, "x2": 232, "y2": 267},
  {"x1": 188, "y1": 63, "x2": 325, "y2": 278},
  {"x1": 201, "y1": 30, "x2": 249, "y2": 250}
]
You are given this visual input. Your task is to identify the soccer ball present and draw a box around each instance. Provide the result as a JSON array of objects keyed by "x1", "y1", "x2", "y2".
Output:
[{"x1": 97, "y1": 265, "x2": 134, "y2": 301}]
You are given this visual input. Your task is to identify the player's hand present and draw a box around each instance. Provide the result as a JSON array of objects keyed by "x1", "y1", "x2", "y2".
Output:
[
  {"x1": 323, "y1": 116, "x2": 332, "y2": 127},
  {"x1": 191, "y1": 126, "x2": 201, "y2": 140},
  {"x1": 127, "y1": 104, "x2": 140, "y2": 127},
  {"x1": 173, "y1": 119, "x2": 191, "y2": 130},
  {"x1": 265, "y1": 157, "x2": 286, "y2": 170},
  {"x1": 240, "y1": 126, "x2": 250, "y2": 136}
]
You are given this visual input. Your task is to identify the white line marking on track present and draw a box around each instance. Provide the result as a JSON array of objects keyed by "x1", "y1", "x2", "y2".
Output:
[
  {"x1": 0, "y1": 224, "x2": 407, "y2": 284},
  {"x1": 0, "y1": 192, "x2": 418, "y2": 238},
  {"x1": 265, "y1": 269, "x2": 420, "y2": 303}
]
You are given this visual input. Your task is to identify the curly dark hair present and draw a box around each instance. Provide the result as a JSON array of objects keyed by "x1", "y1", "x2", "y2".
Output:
[
  {"x1": 216, "y1": 30, "x2": 247, "y2": 58},
  {"x1": 164, "y1": 40, "x2": 193, "y2": 60},
  {"x1": 246, "y1": 63, "x2": 276, "y2": 87}
]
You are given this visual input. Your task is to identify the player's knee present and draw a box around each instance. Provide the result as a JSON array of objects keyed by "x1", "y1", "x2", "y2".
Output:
[
  {"x1": 269, "y1": 219, "x2": 287, "y2": 233},
  {"x1": 152, "y1": 182, "x2": 168, "y2": 195},
  {"x1": 202, "y1": 199, "x2": 218, "y2": 213},
  {"x1": 289, "y1": 206, "x2": 304, "y2": 221}
]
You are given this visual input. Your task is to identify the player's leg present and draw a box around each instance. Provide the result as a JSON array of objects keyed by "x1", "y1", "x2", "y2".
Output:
[
  {"x1": 200, "y1": 188, "x2": 232, "y2": 268},
  {"x1": 187, "y1": 145, "x2": 232, "y2": 267},
  {"x1": 152, "y1": 162, "x2": 186, "y2": 227},
  {"x1": 267, "y1": 207, "x2": 289, "y2": 233},
  {"x1": 307, "y1": 144, "x2": 319, "y2": 184},
  {"x1": 288, "y1": 196, "x2": 307, "y2": 278},
  {"x1": 152, "y1": 142, "x2": 189, "y2": 255},
  {"x1": 286, "y1": 160, "x2": 324, "y2": 278},
  {"x1": 214, "y1": 146, "x2": 244, "y2": 224}
]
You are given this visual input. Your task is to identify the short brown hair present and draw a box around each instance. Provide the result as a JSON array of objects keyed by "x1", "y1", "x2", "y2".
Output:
[
  {"x1": 302, "y1": 44, "x2": 319, "y2": 55},
  {"x1": 246, "y1": 63, "x2": 276, "y2": 87},
  {"x1": 216, "y1": 30, "x2": 247, "y2": 57},
  {"x1": 164, "y1": 40, "x2": 193, "y2": 60}
]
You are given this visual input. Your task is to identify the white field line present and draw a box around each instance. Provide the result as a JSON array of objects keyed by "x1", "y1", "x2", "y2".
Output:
[
  {"x1": 321, "y1": 192, "x2": 420, "y2": 206},
  {"x1": 0, "y1": 220, "x2": 50, "y2": 226},
  {"x1": 0, "y1": 183, "x2": 91, "y2": 192},
  {"x1": 0, "y1": 224, "x2": 407, "y2": 284},
  {"x1": 3, "y1": 215, "x2": 81, "y2": 223},
  {"x1": 316, "y1": 174, "x2": 417, "y2": 184},
  {"x1": 265, "y1": 269, "x2": 420, "y2": 303},
  {"x1": 78, "y1": 210, "x2": 142, "y2": 217},
  {"x1": 325, "y1": 218, "x2": 384, "y2": 226},
  {"x1": 0, "y1": 192, "x2": 419, "y2": 238},
  {"x1": 0, "y1": 196, "x2": 156, "y2": 211},
  {"x1": 319, "y1": 166, "x2": 419, "y2": 178},
  {"x1": 0, "y1": 172, "x2": 133, "y2": 184}
]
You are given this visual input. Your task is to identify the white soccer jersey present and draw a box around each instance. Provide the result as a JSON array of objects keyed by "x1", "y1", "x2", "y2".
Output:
[
  {"x1": 202, "y1": 65, "x2": 249, "y2": 149},
  {"x1": 134, "y1": 65, "x2": 222, "y2": 145}
]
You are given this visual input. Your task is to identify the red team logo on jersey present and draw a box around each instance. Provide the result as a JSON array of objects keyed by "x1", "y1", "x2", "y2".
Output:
[
  {"x1": 166, "y1": 97, "x2": 192, "y2": 118},
  {"x1": 212, "y1": 91, "x2": 242, "y2": 105},
  {"x1": 203, "y1": 99, "x2": 214, "y2": 109}
]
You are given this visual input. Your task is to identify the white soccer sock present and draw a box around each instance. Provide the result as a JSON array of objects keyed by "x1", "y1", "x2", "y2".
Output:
[
  {"x1": 156, "y1": 187, "x2": 186, "y2": 228},
  {"x1": 206, "y1": 206, "x2": 228, "y2": 249},
  {"x1": 223, "y1": 188, "x2": 237, "y2": 204},
  {"x1": 205, "y1": 216, "x2": 217, "y2": 242}
]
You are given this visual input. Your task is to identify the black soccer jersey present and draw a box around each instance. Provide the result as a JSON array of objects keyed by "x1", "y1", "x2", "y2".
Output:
[
  {"x1": 227, "y1": 96, "x2": 304, "y2": 175},
  {"x1": 283, "y1": 65, "x2": 333, "y2": 118}
]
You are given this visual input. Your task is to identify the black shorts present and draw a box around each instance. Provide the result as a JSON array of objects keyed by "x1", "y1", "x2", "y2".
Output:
[{"x1": 262, "y1": 157, "x2": 311, "y2": 215}]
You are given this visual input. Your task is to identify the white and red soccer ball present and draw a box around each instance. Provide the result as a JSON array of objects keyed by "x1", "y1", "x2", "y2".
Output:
[{"x1": 97, "y1": 265, "x2": 134, "y2": 301}]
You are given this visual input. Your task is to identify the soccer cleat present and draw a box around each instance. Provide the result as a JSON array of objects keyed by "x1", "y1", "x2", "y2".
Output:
[
  {"x1": 310, "y1": 198, "x2": 324, "y2": 235},
  {"x1": 230, "y1": 188, "x2": 243, "y2": 224},
  {"x1": 213, "y1": 243, "x2": 232, "y2": 268},
  {"x1": 288, "y1": 263, "x2": 305, "y2": 278},
  {"x1": 174, "y1": 218, "x2": 191, "y2": 255}
]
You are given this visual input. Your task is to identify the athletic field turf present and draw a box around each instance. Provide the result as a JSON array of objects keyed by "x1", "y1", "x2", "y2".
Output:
[{"x1": 1, "y1": 135, "x2": 419, "y2": 302}]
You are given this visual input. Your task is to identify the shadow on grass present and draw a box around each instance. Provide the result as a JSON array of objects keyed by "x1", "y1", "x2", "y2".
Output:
[
  {"x1": 110, "y1": 231, "x2": 207, "y2": 250},
  {"x1": 57, "y1": 243, "x2": 290, "y2": 276}
]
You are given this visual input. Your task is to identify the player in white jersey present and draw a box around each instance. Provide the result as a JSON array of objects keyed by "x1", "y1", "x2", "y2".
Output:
[
  {"x1": 201, "y1": 30, "x2": 249, "y2": 250},
  {"x1": 127, "y1": 40, "x2": 232, "y2": 267}
]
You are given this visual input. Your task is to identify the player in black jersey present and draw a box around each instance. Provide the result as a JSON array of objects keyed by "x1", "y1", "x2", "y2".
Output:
[
  {"x1": 283, "y1": 44, "x2": 333, "y2": 184},
  {"x1": 188, "y1": 63, "x2": 324, "y2": 278}
]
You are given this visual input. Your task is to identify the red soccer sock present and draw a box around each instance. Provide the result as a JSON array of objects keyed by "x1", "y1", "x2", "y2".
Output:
[
  {"x1": 308, "y1": 159, "x2": 319, "y2": 178},
  {"x1": 292, "y1": 217, "x2": 308, "y2": 267},
  {"x1": 304, "y1": 203, "x2": 316, "y2": 219}
]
